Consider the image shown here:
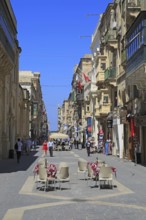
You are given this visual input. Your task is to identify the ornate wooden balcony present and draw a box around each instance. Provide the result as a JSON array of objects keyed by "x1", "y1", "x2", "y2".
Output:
[
  {"x1": 85, "y1": 112, "x2": 92, "y2": 118},
  {"x1": 95, "y1": 108, "x2": 100, "y2": 118},
  {"x1": 100, "y1": 104, "x2": 111, "y2": 115},
  {"x1": 76, "y1": 93, "x2": 84, "y2": 102},
  {"x1": 121, "y1": 49, "x2": 127, "y2": 65},
  {"x1": 95, "y1": 103, "x2": 111, "y2": 118},
  {"x1": 127, "y1": 0, "x2": 141, "y2": 9},
  {"x1": 96, "y1": 71, "x2": 105, "y2": 85},
  {"x1": 95, "y1": 55, "x2": 106, "y2": 85},
  {"x1": 104, "y1": 29, "x2": 117, "y2": 49},
  {"x1": 127, "y1": 0, "x2": 141, "y2": 18},
  {"x1": 104, "y1": 67, "x2": 116, "y2": 84}
]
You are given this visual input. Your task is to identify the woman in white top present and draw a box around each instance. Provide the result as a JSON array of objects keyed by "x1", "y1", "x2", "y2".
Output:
[
  {"x1": 48, "y1": 139, "x2": 54, "y2": 157},
  {"x1": 15, "y1": 138, "x2": 23, "y2": 163}
]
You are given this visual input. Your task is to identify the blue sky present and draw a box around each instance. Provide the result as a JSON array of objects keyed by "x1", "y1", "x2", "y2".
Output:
[{"x1": 10, "y1": 0, "x2": 112, "y2": 131}]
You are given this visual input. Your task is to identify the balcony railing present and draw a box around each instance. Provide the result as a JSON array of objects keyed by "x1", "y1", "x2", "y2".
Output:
[{"x1": 104, "y1": 67, "x2": 116, "y2": 81}]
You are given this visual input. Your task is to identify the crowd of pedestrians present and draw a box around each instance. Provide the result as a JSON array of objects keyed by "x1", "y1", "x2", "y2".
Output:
[
  {"x1": 14, "y1": 137, "x2": 37, "y2": 163},
  {"x1": 13, "y1": 135, "x2": 117, "y2": 164}
]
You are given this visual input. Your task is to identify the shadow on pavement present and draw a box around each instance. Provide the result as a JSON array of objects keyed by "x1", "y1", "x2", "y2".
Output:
[{"x1": 0, "y1": 150, "x2": 39, "y2": 173}]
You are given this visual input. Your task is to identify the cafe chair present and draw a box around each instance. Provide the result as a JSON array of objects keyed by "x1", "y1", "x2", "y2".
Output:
[
  {"x1": 56, "y1": 145, "x2": 62, "y2": 151},
  {"x1": 56, "y1": 166, "x2": 70, "y2": 190},
  {"x1": 99, "y1": 166, "x2": 113, "y2": 189},
  {"x1": 35, "y1": 164, "x2": 48, "y2": 191},
  {"x1": 58, "y1": 162, "x2": 68, "y2": 172},
  {"x1": 64, "y1": 145, "x2": 70, "y2": 151},
  {"x1": 77, "y1": 159, "x2": 88, "y2": 180}
]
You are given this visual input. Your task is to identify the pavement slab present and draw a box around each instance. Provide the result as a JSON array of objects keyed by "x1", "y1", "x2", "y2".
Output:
[{"x1": 0, "y1": 146, "x2": 146, "y2": 220}]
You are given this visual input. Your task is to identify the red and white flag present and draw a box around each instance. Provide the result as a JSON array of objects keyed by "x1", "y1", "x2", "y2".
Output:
[
  {"x1": 77, "y1": 67, "x2": 91, "y2": 83},
  {"x1": 77, "y1": 80, "x2": 83, "y2": 91},
  {"x1": 83, "y1": 72, "x2": 91, "y2": 82}
]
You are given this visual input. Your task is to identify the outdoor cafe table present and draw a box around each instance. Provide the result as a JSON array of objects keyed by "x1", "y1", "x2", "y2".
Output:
[
  {"x1": 33, "y1": 163, "x2": 57, "y2": 178},
  {"x1": 88, "y1": 162, "x2": 117, "y2": 177}
]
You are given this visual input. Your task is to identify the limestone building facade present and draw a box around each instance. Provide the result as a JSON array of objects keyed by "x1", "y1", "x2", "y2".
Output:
[{"x1": 0, "y1": 0, "x2": 21, "y2": 158}]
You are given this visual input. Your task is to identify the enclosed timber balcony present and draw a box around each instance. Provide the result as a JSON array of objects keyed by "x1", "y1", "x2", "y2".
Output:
[
  {"x1": 104, "y1": 29, "x2": 117, "y2": 49},
  {"x1": 104, "y1": 67, "x2": 116, "y2": 86},
  {"x1": 95, "y1": 103, "x2": 111, "y2": 118}
]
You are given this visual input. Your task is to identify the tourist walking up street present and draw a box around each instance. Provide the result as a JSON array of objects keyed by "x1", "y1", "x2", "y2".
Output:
[
  {"x1": 86, "y1": 139, "x2": 91, "y2": 156},
  {"x1": 26, "y1": 138, "x2": 32, "y2": 155},
  {"x1": 42, "y1": 140, "x2": 48, "y2": 156},
  {"x1": 48, "y1": 139, "x2": 54, "y2": 157},
  {"x1": 15, "y1": 138, "x2": 23, "y2": 163}
]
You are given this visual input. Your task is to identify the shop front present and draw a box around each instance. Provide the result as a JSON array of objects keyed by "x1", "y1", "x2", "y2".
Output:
[{"x1": 135, "y1": 115, "x2": 146, "y2": 165}]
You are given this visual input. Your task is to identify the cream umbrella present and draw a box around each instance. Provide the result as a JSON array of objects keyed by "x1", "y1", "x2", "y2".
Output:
[{"x1": 49, "y1": 132, "x2": 69, "y2": 139}]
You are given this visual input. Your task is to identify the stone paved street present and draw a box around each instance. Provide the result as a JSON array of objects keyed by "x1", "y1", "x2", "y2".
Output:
[{"x1": 0, "y1": 146, "x2": 146, "y2": 220}]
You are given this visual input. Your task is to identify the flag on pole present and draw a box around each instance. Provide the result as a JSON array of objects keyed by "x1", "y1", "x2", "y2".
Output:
[
  {"x1": 77, "y1": 80, "x2": 83, "y2": 91},
  {"x1": 76, "y1": 67, "x2": 91, "y2": 83},
  {"x1": 83, "y1": 72, "x2": 91, "y2": 82}
]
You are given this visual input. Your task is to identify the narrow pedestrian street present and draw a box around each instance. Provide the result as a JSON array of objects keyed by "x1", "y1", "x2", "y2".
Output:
[{"x1": 0, "y1": 146, "x2": 146, "y2": 220}]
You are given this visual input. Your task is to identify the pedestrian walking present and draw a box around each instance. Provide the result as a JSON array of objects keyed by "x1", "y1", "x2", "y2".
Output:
[
  {"x1": 42, "y1": 140, "x2": 48, "y2": 156},
  {"x1": 134, "y1": 142, "x2": 139, "y2": 165},
  {"x1": 15, "y1": 138, "x2": 23, "y2": 163},
  {"x1": 86, "y1": 139, "x2": 91, "y2": 156},
  {"x1": 70, "y1": 138, "x2": 74, "y2": 149},
  {"x1": 31, "y1": 140, "x2": 35, "y2": 150},
  {"x1": 48, "y1": 139, "x2": 54, "y2": 157},
  {"x1": 105, "y1": 139, "x2": 111, "y2": 155},
  {"x1": 26, "y1": 138, "x2": 32, "y2": 155}
]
